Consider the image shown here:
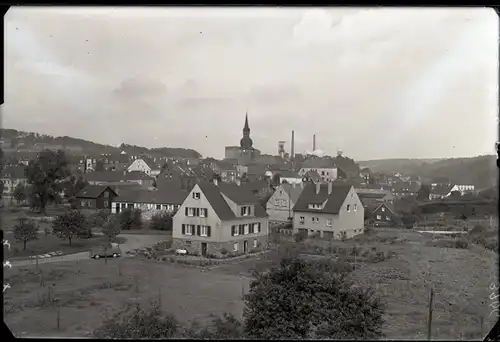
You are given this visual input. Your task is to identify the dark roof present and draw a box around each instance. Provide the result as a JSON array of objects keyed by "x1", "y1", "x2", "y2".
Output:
[
  {"x1": 76, "y1": 185, "x2": 117, "y2": 199},
  {"x1": 197, "y1": 181, "x2": 268, "y2": 220},
  {"x1": 293, "y1": 183, "x2": 352, "y2": 214},
  {"x1": 218, "y1": 183, "x2": 260, "y2": 205},
  {"x1": 124, "y1": 171, "x2": 155, "y2": 181},
  {"x1": 373, "y1": 202, "x2": 398, "y2": 216},
  {"x1": 114, "y1": 187, "x2": 188, "y2": 205},
  {"x1": 280, "y1": 183, "x2": 304, "y2": 204},
  {"x1": 246, "y1": 164, "x2": 268, "y2": 176},
  {"x1": 84, "y1": 171, "x2": 124, "y2": 183},
  {"x1": 304, "y1": 170, "x2": 321, "y2": 183},
  {"x1": 357, "y1": 192, "x2": 390, "y2": 199},
  {"x1": 240, "y1": 179, "x2": 270, "y2": 194},
  {"x1": 432, "y1": 184, "x2": 454, "y2": 195},
  {"x1": 0, "y1": 165, "x2": 28, "y2": 179}
]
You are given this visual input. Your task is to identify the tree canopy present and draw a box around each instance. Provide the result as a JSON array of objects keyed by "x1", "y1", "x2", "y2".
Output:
[
  {"x1": 52, "y1": 210, "x2": 87, "y2": 245},
  {"x1": 13, "y1": 218, "x2": 39, "y2": 251}
]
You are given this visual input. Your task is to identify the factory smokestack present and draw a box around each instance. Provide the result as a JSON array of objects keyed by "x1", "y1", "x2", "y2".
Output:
[
  {"x1": 313, "y1": 134, "x2": 316, "y2": 151},
  {"x1": 291, "y1": 130, "x2": 295, "y2": 159}
]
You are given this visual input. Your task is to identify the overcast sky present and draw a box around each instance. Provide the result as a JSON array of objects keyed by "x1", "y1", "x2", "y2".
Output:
[{"x1": 3, "y1": 6, "x2": 498, "y2": 160}]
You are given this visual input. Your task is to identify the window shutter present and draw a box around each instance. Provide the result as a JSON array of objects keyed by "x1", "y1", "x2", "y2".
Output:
[
  {"x1": 231, "y1": 225, "x2": 235, "y2": 236},
  {"x1": 196, "y1": 208, "x2": 200, "y2": 217},
  {"x1": 182, "y1": 224, "x2": 185, "y2": 235},
  {"x1": 239, "y1": 225, "x2": 244, "y2": 235},
  {"x1": 207, "y1": 226, "x2": 211, "y2": 237},
  {"x1": 197, "y1": 225, "x2": 201, "y2": 236},
  {"x1": 240, "y1": 207, "x2": 244, "y2": 216},
  {"x1": 204, "y1": 208, "x2": 208, "y2": 217},
  {"x1": 257, "y1": 222, "x2": 261, "y2": 233},
  {"x1": 185, "y1": 207, "x2": 188, "y2": 216}
]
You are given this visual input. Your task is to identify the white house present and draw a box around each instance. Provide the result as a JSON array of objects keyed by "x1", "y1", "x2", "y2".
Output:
[{"x1": 127, "y1": 158, "x2": 161, "y2": 177}]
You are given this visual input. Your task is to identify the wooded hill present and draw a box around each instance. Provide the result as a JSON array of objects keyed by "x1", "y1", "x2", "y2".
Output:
[
  {"x1": 0, "y1": 128, "x2": 202, "y2": 159},
  {"x1": 359, "y1": 155, "x2": 497, "y2": 189}
]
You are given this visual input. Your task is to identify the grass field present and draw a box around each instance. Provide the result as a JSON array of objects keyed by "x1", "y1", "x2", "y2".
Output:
[
  {"x1": 3, "y1": 227, "x2": 498, "y2": 339},
  {"x1": 4, "y1": 258, "x2": 249, "y2": 338}
]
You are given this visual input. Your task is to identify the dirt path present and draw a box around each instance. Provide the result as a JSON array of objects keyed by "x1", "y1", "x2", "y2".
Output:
[{"x1": 9, "y1": 233, "x2": 167, "y2": 267}]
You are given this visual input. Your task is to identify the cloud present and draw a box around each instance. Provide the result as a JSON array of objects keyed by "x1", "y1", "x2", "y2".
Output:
[{"x1": 113, "y1": 76, "x2": 168, "y2": 99}]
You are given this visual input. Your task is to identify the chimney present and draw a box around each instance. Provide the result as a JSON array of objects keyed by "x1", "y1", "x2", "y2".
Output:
[
  {"x1": 328, "y1": 181, "x2": 332, "y2": 195},
  {"x1": 292, "y1": 182, "x2": 296, "y2": 188},
  {"x1": 291, "y1": 130, "x2": 295, "y2": 159},
  {"x1": 316, "y1": 182, "x2": 320, "y2": 194},
  {"x1": 213, "y1": 178, "x2": 218, "y2": 186},
  {"x1": 313, "y1": 134, "x2": 316, "y2": 151}
]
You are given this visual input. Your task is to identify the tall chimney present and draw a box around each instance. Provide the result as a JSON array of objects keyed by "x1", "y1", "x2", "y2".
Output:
[
  {"x1": 313, "y1": 134, "x2": 316, "y2": 151},
  {"x1": 291, "y1": 130, "x2": 295, "y2": 159},
  {"x1": 316, "y1": 182, "x2": 320, "y2": 195},
  {"x1": 328, "y1": 181, "x2": 332, "y2": 195}
]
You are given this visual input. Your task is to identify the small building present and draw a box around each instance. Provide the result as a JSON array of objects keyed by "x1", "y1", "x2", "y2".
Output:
[
  {"x1": 127, "y1": 158, "x2": 161, "y2": 177},
  {"x1": 293, "y1": 182, "x2": 364, "y2": 239},
  {"x1": 356, "y1": 189, "x2": 395, "y2": 209},
  {"x1": 123, "y1": 171, "x2": 155, "y2": 187},
  {"x1": 172, "y1": 181, "x2": 269, "y2": 257},
  {"x1": 266, "y1": 183, "x2": 304, "y2": 224},
  {"x1": 429, "y1": 184, "x2": 454, "y2": 200},
  {"x1": 111, "y1": 187, "x2": 188, "y2": 216},
  {"x1": 368, "y1": 202, "x2": 399, "y2": 227},
  {"x1": 76, "y1": 185, "x2": 118, "y2": 210},
  {"x1": 0, "y1": 165, "x2": 28, "y2": 199}
]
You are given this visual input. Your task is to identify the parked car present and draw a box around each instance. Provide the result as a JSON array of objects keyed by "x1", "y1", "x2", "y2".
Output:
[{"x1": 91, "y1": 242, "x2": 121, "y2": 259}]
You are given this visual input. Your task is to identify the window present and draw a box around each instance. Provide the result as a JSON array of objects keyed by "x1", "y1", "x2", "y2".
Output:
[
  {"x1": 326, "y1": 219, "x2": 332, "y2": 227},
  {"x1": 376, "y1": 215, "x2": 381, "y2": 220},
  {"x1": 253, "y1": 240, "x2": 258, "y2": 248},
  {"x1": 316, "y1": 217, "x2": 320, "y2": 224},
  {"x1": 321, "y1": 171, "x2": 325, "y2": 176},
  {"x1": 156, "y1": 204, "x2": 161, "y2": 210},
  {"x1": 81, "y1": 200, "x2": 85, "y2": 207},
  {"x1": 244, "y1": 224, "x2": 249, "y2": 235},
  {"x1": 193, "y1": 192, "x2": 201, "y2": 199},
  {"x1": 386, "y1": 216, "x2": 391, "y2": 221},
  {"x1": 163, "y1": 205, "x2": 168, "y2": 210},
  {"x1": 127, "y1": 204, "x2": 134, "y2": 209},
  {"x1": 354, "y1": 204, "x2": 357, "y2": 211},
  {"x1": 347, "y1": 205, "x2": 351, "y2": 212},
  {"x1": 104, "y1": 201, "x2": 108, "y2": 208},
  {"x1": 241, "y1": 206, "x2": 251, "y2": 216},
  {"x1": 300, "y1": 216, "x2": 305, "y2": 224},
  {"x1": 381, "y1": 207, "x2": 385, "y2": 212},
  {"x1": 232, "y1": 225, "x2": 239, "y2": 236},
  {"x1": 200, "y1": 208, "x2": 206, "y2": 217},
  {"x1": 185, "y1": 225, "x2": 193, "y2": 235},
  {"x1": 233, "y1": 242, "x2": 238, "y2": 252},
  {"x1": 200, "y1": 225, "x2": 208, "y2": 237},
  {"x1": 187, "y1": 208, "x2": 194, "y2": 217}
]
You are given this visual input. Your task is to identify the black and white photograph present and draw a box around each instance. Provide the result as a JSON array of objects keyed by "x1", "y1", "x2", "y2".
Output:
[{"x1": 2, "y1": 6, "x2": 499, "y2": 339}]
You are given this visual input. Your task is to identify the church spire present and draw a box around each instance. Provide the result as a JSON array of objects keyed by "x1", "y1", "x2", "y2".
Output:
[{"x1": 243, "y1": 111, "x2": 250, "y2": 132}]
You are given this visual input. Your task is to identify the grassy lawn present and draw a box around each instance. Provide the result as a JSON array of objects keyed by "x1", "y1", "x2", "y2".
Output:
[
  {"x1": 4, "y1": 258, "x2": 248, "y2": 338},
  {"x1": 3, "y1": 232, "x2": 126, "y2": 259}
]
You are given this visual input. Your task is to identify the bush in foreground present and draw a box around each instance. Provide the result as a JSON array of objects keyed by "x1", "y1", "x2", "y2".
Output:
[
  {"x1": 149, "y1": 211, "x2": 173, "y2": 231},
  {"x1": 93, "y1": 257, "x2": 385, "y2": 339},
  {"x1": 118, "y1": 208, "x2": 142, "y2": 230}
]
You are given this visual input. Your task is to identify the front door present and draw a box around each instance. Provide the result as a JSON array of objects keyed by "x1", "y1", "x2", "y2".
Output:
[
  {"x1": 201, "y1": 243, "x2": 207, "y2": 257},
  {"x1": 115, "y1": 203, "x2": 120, "y2": 214},
  {"x1": 243, "y1": 240, "x2": 248, "y2": 253}
]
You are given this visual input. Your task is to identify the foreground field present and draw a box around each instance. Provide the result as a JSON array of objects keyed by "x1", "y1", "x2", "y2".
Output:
[{"x1": 3, "y1": 227, "x2": 498, "y2": 339}]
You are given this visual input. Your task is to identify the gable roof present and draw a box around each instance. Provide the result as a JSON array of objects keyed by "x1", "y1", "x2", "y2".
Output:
[
  {"x1": 76, "y1": 185, "x2": 117, "y2": 199},
  {"x1": 280, "y1": 183, "x2": 304, "y2": 204},
  {"x1": 84, "y1": 171, "x2": 124, "y2": 183},
  {"x1": 218, "y1": 182, "x2": 260, "y2": 205},
  {"x1": 123, "y1": 171, "x2": 155, "y2": 181},
  {"x1": 373, "y1": 202, "x2": 398, "y2": 216},
  {"x1": 304, "y1": 170, "x2": 321, "y2": 183},
  {"x1": 0, "y1": 165, "x2": 28, "y2": 179},
  {"x1": 432, "y1": 184, "x2": 454, "y2": 196},
  {"x1": 197, "y1": 181, "x2": 268, "y2": 220},
  {"x1": 114, "y1": 187, "x2": 188, "y2": 205},
  {"x1": 293, "y1": 183, "x2": 352, "y2": 214}
]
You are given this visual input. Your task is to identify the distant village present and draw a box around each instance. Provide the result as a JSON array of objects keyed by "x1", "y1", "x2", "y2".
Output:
[{"x1": 0, "y1": 114, "x2": 486, "y2": 256}]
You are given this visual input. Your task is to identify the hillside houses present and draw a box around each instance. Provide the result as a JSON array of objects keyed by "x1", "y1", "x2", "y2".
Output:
[
  {"x1": 172, "y1": 181, "x2": 269, "y2": 256},
  {"x1": 0, "y1": 165, "x2": 28, "y2": 198},
  {"x1": 127, "y1": 157, "x2": 161, "y2": 176}
]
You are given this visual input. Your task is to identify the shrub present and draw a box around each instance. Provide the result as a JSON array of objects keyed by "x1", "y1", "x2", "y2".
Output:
[
  {"x1": 13, "y1": 218, "x2": 39, "y2": 251},
  {"x1": 454, "y1": 237, "x2": 469, "y2": 249},
  {"x1": 468, "y1": 224, "x2": 486, "y2": 236},
  {"x1": 119, "y1": 209, "x2": 142, "y2": 230},
  {"x1": 149, "y1": 212, "x2": 173, "y2": 231},
  {"x1": 220, "y1": 248, "x2": 229, "y2": 256},
  {"x1": 87, "y1": 209, "x2": 111, "y2": 228},
  {"x1": 294, "y1": 231, "x2": 307, "y2": 243}
]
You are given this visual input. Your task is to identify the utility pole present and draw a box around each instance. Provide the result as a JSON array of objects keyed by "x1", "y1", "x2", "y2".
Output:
[{"x1": 427, "y1": 287, "x2": 434, "y2": 340}]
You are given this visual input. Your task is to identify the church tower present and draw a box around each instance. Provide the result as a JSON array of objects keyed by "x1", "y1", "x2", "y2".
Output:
[{"x1": 240, "y1": 112, "x2": 253, "y2": 150}]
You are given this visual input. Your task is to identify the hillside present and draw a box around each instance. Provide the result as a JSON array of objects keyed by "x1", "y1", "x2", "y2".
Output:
[
  {"x1": 0, "y1": 128, "x2": 202, "y2": 159},
  {"x1": 360, "y1": 155, "x2": 497, "y2": 189}
]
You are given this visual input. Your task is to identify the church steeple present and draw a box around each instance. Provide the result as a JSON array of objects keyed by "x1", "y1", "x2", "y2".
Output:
[
  {"x1": 243, "y1": 111, "x2": 250, "y2": 133},
  {"x1": 240, "y1": 111, "x2": 253, "y2": 150}
]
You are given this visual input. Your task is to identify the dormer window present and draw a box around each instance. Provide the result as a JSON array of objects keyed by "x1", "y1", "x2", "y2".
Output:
[
  {"x1": 193, "y1": 192, "x2": 201, "y2": 200},
  {"x1": 241, "y1": 206, "x2": 251, "y2": 216},
  {"x1": 308, "y1": 204, "x2": 322, "y2": 210}
]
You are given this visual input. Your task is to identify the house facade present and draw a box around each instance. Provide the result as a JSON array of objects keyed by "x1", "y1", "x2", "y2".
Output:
[
  {"x1": 127, "y1": 158, "x2": 161, "y2": 176},
  {"x1": 172, "y1": 181, "x2": 269, "y2": 257},
  {"x1": 266, "y1": 183, "x2": 304, "y2": 223},
  {"x1": 298, "y1": 167, "x2": 338, "y2": 182},
  {"x1": 76, "y1": 185, "x2": 117, "y2": 210},
  {"x1": 369, "y1": 202, "x2": 399, "y2": 227},
  {"x1": 123, "y1": 171, "x2": 155, "y2": 187},
  {"x1": 293, "y1": 183, "x2": 364, "y2": 239}
]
